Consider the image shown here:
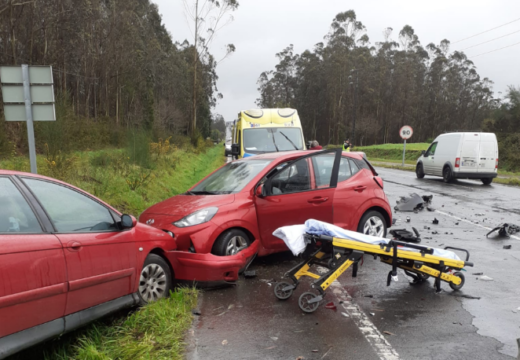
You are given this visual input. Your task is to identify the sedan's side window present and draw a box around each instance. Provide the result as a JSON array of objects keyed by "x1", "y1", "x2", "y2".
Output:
[
  {"x1": 23, "y1": 178, "x2": 117, "y2": 233},
  {"x1": 338, "y1": 157, "x2": 352, "y2": 182},
  {"x1": 311, "y1": 153, "x2": 335, "y2": 188},
  {"x1": 0, "y1": 177, "x2": 42, "y2": 233},
  {"x1": 425, "y1": 142, "x2": 437, "y2": 156},
  {"x1": 269, "y1": 158, "x2": 310, "y2": 195},
  {"x1": 349, "y1": 159, "x2": 361, "y2": 176}
]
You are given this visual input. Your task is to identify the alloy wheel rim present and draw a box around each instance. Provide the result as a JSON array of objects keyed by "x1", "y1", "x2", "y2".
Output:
[
  {"x1": 225, "y1": 235, "x2": 248, "y2": 255},
  {"x1": 363, "y1": 216, "x2": 384, "y2": 237},
  {"x1": 139, "y1": 264, "x2": 167, "y2": 302}
]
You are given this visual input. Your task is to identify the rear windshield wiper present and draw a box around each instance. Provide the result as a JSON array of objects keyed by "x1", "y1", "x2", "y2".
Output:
[{"x1": 279, "y1": 131, "x2": 299, "y2": 151}]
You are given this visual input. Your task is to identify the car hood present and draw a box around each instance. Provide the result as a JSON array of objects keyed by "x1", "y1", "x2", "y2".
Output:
[{"x1": 142, "y1": 194, "x2": 235, "y2": 216}]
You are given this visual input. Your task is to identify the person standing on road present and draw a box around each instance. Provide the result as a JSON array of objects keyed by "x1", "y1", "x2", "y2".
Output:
[
  {"x1": 343, "y1": 139, "x2": 351, "y2": 152},
  {"x1": 309, "y1": 140, "x2": 322, "y2": 150}
]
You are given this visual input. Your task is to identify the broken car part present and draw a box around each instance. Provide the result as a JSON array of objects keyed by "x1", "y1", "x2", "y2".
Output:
[
  {"x1": 390, "y1": 228, "x2": 421, "y2": 243},
  {"x1": 394, "y1": 193, "x2": 432, "y2": 212},
  {"x1": 486, "y1": 223, "x2": 520, "y2": 238}
]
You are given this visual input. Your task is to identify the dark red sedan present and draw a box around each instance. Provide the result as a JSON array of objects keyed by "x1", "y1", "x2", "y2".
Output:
[
  {"x1": 0, "y1": 170, "x2": 176, "y2": 358},
  {"x1": 139, "y1": 149, "x2": 392, "y2": 284}
]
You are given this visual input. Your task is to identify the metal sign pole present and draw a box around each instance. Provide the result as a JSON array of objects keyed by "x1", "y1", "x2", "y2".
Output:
[
  {"x1": 21, "y1": 64, "x2": 37, "y2": 174},
  {"x1": 402, "y1": 139, "x2": 407, "y2": 167}
]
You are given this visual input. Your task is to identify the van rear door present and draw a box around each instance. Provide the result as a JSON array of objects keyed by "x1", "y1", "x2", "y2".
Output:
[
  {"x1": 478, "y1": 133, "x2": 498, "y2": 173},
  {"x1": 459, "y1": 133, "x2": 480, "y2": 172}
]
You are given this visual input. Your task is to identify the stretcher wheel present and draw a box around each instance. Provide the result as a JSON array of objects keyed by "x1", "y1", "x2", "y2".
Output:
[
  {"x1": 299, "y1": 292, "x2": 320, "y2": 313},
  {"x1": 449, "y1": 272, "x2": 465, "y2": 291},
  {"x1": 274, "y1": 281, "x2": 294, "y2": 300}
]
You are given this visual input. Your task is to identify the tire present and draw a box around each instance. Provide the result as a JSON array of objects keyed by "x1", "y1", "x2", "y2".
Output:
[
  {"x1": 481, "y1": 178, "x2": 493, "y2": 185},
  {"x1": 449, "y1": 271, "x2": 465, "y2": 291},
  {"x1": 212, "y1": 229, "x2": 250, "y2": 256},
  {"x1": 443, "y1": 166, "x2": 453, "y2": 183},
  {"x1": 416, "y1": 163, "x2": 425, "y2": 179},
  {"x1": 357, "y1": 210, "x2": 387, "y2": 238},
  {"x1": 138, "y1": 254, "x2": 173, "y2": 305}
]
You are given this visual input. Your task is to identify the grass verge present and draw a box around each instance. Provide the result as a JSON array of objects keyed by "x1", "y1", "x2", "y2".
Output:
[
  {"x1": 12, "y1": 288, "x2": 198, "y2": 360},
  {"x1": 0, "y1": 143, "x2": 225, "y2": 216}
]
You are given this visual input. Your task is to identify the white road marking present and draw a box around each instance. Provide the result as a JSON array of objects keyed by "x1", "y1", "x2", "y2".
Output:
[
  {"x1": 330, "y1": 280, "x2": 400, "y2": 360},
  {"x1": 435, "y1": 210, "x2": 520, "y2": 241}
]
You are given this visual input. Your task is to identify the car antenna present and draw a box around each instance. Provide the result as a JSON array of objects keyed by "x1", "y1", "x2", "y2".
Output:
[{"x1": 279, "y1": 131, "x2": 299, "y2": 151}]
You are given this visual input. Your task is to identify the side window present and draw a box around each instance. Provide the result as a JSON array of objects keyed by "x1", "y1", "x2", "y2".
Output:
[
  {"x1": 269, "y1": 158, "x2": 310, "y2": 195},
  {"x1": 23, "y1": 178, "x2": 117, "y2": 233},
  {"x1": 311, "y1": 153, "x2": 335, "y2": 188},
  {"x1": 349, "y1": 159, "x2": 360, "y2": 176},
  {"x1": 426, "y1": 142, "x2": 437, "y2": 156},
  {"x1": 338, "y1": 157, "x2": 352, "y2": 182},
  {"x1": 0, "y1": 177, "x2": 42, "y2": 233}
]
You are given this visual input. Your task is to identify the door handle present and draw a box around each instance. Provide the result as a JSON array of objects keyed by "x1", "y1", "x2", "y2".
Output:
[
  {"x1": 354, "y1": 185, "x2": 367, "y2": 192},
  {"x1": 67, "y1": 241, "x2": 82, "y2": 252},
  {"x1": 308, "y1": 196, "x2": 328, "y2": 204}
]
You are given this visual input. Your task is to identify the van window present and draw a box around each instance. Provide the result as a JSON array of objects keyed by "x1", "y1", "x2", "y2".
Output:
[{"x1": 425, "y1": 142, "x2": 437, "y2": 156}]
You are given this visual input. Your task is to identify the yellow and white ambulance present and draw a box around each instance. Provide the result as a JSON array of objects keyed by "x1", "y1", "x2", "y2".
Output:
[{"x1": 230, "y1": 108, "x2": 306, "y2": 159}]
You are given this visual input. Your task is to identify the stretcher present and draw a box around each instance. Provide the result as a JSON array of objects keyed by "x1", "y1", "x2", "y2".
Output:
[{"x1": 274, "y1": 233, "x2": 474, "y2": 313}]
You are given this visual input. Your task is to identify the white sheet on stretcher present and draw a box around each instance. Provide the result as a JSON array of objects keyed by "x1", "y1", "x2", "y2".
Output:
[{"x1": 273, "y1": 219, "x2": 460, "y2": 261}]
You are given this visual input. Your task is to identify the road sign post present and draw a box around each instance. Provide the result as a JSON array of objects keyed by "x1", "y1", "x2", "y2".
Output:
[
  {"x1": 1, "y1": 65, "x2": 55, "y2": 174},
  {"x1": 399, "y1": 125, "x2": 413, "y2": 166}
]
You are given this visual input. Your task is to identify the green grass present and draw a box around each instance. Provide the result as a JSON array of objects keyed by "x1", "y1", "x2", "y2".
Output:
[
  {"x1": 12, "y1": 289, "x2": 198, "y2": 360},
  {"x1": 0, "y1": 143, "x2": 225, "y2": 216},
  {"x1": 357, "y1": 143, "x2": 430, "y2": 151}
]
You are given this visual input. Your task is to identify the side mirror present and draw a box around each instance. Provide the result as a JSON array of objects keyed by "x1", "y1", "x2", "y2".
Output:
[
  {"x1": 231, "y1": 143, "x2": 240, "y2": 156},
  {"x1": 255, "y1": 184, "x2": 265, "y2": 198},
  {"x1": 121, "y1": 214, "x2": 136, "y2": 229},
  {"x1": 421, "y1": 150, "x2": 426, "y2": 156}
]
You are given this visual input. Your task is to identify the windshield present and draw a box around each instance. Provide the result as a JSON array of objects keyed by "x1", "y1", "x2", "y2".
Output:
[
  {"x1": 190, "y1": 159, "x2": 272, "y2": 194},
  {"x1": 243, "y1": 128, "x2": 304, "y2": 153}
]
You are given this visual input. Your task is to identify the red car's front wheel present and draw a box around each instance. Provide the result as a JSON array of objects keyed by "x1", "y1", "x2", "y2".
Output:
[
  {"x1": 138, "y1": 254, "x2": 172, "y2": 305},
  {"x1": 212, "y1": 229, "x2": 250, "y2": 256}
]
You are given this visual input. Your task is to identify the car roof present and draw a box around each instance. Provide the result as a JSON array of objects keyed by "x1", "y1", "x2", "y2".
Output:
[{"x1": 237, "y1": 150, "x2": 363, "y2": 162}]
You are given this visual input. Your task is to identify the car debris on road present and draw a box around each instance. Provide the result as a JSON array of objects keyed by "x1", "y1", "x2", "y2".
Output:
[
  {"x1": 390, "y1": 227, "x2": 421, "y2": 243},
  {"x1": 394, "y1": 193, "x2": 434, "y2": 212},
  {"x1": 486, "y1": 223, "x2": 520, "y2": 238}
]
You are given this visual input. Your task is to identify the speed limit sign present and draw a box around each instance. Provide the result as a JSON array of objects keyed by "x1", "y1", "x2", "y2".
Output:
[{"x1": 400, "y1": 126, "x2": 413, "y2": 140}]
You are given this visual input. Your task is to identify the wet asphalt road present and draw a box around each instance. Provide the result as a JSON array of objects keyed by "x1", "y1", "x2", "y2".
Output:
[{"x1": 186, "y1": 168, "x2": 520, "y2": 360}]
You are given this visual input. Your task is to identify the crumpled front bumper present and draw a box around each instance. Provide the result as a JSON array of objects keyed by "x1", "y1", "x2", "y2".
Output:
[{"x1": 166, "y1": 240, "x2": 259, "y2": 283}]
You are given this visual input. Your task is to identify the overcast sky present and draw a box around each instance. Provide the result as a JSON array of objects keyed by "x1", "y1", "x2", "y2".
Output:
[{"x1": 153, "y1": 0, "x2": 520, "y2": 123}]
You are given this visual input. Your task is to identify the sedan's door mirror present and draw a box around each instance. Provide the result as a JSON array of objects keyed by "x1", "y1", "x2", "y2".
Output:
[
  {"x1": 255, "y1": 184, "x2": 265, "y2": 198},
  {"x1": 121, "y1": 214, "x2": 136, "y2": 229},
  {"x1": 421, "y1": 150, "x2": 425, "y2": 156}
]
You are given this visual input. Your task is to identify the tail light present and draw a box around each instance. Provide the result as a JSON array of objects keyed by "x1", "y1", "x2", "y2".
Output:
[
  {"x1": 455, "y1": 158, "x2": 460, "y2": 168},
  {"x1": 373, "y1": 176, "x2": 384, "y2": 189},
  {"x1": 495, "y1": 158, "x2": 499, "y2": 169}
]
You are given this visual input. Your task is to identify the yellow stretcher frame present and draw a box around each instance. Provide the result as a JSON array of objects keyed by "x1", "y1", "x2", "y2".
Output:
[{"x1": 273, "y1": 234, "x2": 473, "y2": 313}]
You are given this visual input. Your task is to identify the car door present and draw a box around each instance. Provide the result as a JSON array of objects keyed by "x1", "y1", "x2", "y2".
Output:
[
  {"x1": 255, "y1": 150, "x2": 341, "y2": 250},
  {"x1": 22, "y1": 177, "x2": 137, "y2": 315},
  {"x1": 331, "y1": 157, "x2": 374, "y2": 230},
  {"x1": 422, "y1": 142, "x2": 438, "y2": 174},
  {"x1": 0, "y1": 176, "x2": 67, "y2": 340}
]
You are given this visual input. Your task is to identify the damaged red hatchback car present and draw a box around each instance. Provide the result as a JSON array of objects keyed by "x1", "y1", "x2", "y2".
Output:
[{"x1": 139, "y1": 149, "x2": 392, "y2": 284}]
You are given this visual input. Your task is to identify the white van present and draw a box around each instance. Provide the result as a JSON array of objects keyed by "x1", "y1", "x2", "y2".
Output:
[{"x1": 416, "y1": 132, "x2": 498, "y2": 185}]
